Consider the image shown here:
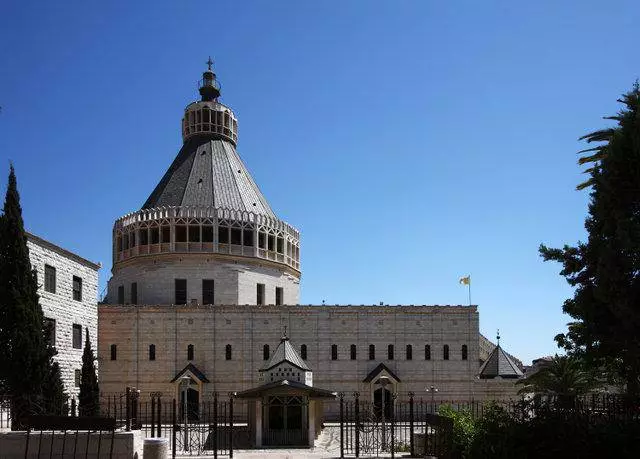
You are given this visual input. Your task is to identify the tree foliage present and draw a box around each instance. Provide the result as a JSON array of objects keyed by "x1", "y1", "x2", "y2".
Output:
[
  {"x1": 516, "y1": 355, "x2": 600, "y2": 398},
  {"x1": 0, "y1": 165, "x2": 67, "y2": 426},
  {"x1": 79, "y1": 328, "x2": 100, "y2": 416},
  {"x1": 540, "y1": 83, "x2": 640, "y2": 397}
]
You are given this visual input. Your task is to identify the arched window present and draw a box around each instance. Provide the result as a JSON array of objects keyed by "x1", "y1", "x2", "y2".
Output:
[
  {"x1": 443, "y1": 344, "x2": 449, "y2": 360},
  {"x1": 263, "y1": 344, "x2": 270, "y2": 361},
  {"x1": 461, "y1": 344, "x2": 468, "y2": 361},
  {"x1": 149, "y1": 344, "x2": 156, "y2": 361},
  {"x1": 369, "y1": 344, "x2": 375, "y2": 360},
  {"x1": 110, "y1": 344, "x2": 117, "y2": 361},
  {"x1": 331, "y1": 344, "x2": 338, "y2": 360},
  {"x1": 225, "y1": 344, "x2": 232, "y2": 361},
  {"x1": 425, "y1": 344, "x2": 431, "y2": 360},
  {"x1": 406, "y1": 344, "x2": 413, "y2": 360},
  {"x1": 187, "y1": 344, "x2": 194, "y2": 361},
  {"x1": 300, "y1": 344, "x2": 307, "y2": 360},
  {"x1": 350, "y1": 344, "x2": 357, "y2": 360},
  {"x1": 388, "y1": 344, "x2": 394, "y2": 360}
]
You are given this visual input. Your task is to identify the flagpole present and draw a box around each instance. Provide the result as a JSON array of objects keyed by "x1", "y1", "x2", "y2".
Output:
[{"x1": 468, "y1": 274, "x2": 471, "y2": 306}]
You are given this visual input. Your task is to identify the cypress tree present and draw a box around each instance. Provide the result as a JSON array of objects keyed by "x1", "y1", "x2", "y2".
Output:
[
  {"x1": 540, "y1": 83, "x2": 640, "y2": 397},
  {"x1": 0, "y1": 164, "x2": 52, "y2": 428},
  {"x1": 79, "y1": 328, "x2": 100, "y2": 416},
  {"x1": 42, "y1": 361, "x2": 68, "y2": 415}
]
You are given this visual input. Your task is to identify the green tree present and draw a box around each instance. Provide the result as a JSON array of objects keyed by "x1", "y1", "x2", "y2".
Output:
[
  {"x1": 540, "y1": 83, "x2": 640, "y2": 397},
  {"x1": 516, "y1": 355, "x2": 599, "y2": 408},
  {"x1": 0, "y1": 164, "x2": 53, "y2": 428},
  {"x1": 42, "y1": 361, "x2": 68, "y2": 415},
  {"x1": 78, "y1": 328, "x2": 100, "y2": 416}
]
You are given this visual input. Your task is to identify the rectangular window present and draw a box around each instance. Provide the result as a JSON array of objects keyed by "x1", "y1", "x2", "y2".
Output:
[
  {"x1": 462, "y1": 344, "x2": 468, "y2": 361},
  {"x1": 425, "y1": 344, "x2": 431, "y2": 360},
  {"x1": 75, "y1": 369, "x2": 81, "y2": 387},
  {"x1": 175, "y1": 279, "x2": 187, "y2": 304},
  {"x1": 187, "y1": 344, "x2": 194, "y2": 361},
  {"x1": 369, "y1": 344, "x2": 375, "y2": 360},
  {"x1": 118, "y1": 285, "x2": 125, "y2": 304},
  {"x1": 131, "y1": 282, "x2": 138, "y2": 305},
  {"x1": 44, "y1": 317, "x2": 56, "y2": 347},
  {"x1": 388, "y1": 344, "x2": 394, "y2": 360},
  {"x1": 256, "y1": 283, "x2": 265, "y2": 305},
  {"x1": 72, "y1": 324, "x2": 82, "y2": 349},
  {"x1": 301, "y1": 344, "x2": 307, "y2": 360},
  {"x1": 202, "y1": 280, "x2": 215, "y2": 305},
  {"x1": 263, "y1": 344, "x2": 270, "y2": 361},
  {"x1": 110, "y1": 344, "x2": 117, "y2": 361},
  {"x1": 44, "y1": 265, "x2": 56, "y2": 294},
  {"x1": 350, "y1": 344, "x2": 357, "y2": 360},
  {"x1": 406, "y1": 344, "x2": 413, "y2": 360},
  {"x1": 72, "y1": 276, "x2": 82, "y2": 301},
  {"x1": 275, "y1": 287, "x2": 283, "y2": 306},
  {"x1": 443, "y1": 345, "x2": 450, "y2": 360},
  {"x1": 331, "y1": 344, "x2": 338, "y2": 360},
  {"x1": 149, "y1": 344, "x2": 156, "y2": 361},
  {"x1": 218, "y1": 226, "x2": 229, "y2": 244},
  {"x1": 243, "y1": 229, "x2": 254, "y2": 246},
  {"x1": 225, "y1": 344, "x2": 232, "y2": 360}
]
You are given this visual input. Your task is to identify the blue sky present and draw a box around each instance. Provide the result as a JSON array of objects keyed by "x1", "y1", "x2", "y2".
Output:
[{"x1": 1, "y1": 0, "x2": 638, "y2": 364}]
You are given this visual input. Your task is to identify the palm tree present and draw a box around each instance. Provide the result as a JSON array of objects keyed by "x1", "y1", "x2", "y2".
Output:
[{"x1": 517, "y1": 355, "x2": 600, "y2": 408}]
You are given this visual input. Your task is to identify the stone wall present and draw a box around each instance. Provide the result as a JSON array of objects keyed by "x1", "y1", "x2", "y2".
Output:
[
  {"x1": 97, "y1": 304, "x2": 516, "y2": 401},
  {"x1": 106, "y1": 253, "x2": 300, "y2": 306},
  {"x1": 27, "y1": 234, "x2": 100, "y2": 398}
]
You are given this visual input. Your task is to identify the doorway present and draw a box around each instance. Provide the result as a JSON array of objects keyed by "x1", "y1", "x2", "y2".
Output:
[
  {"x1": 373, "y1": 388, "x2": 393, "y2": 420},
  {"x1": 263, "y1": 395, "x2": 308, "y2": 446}
]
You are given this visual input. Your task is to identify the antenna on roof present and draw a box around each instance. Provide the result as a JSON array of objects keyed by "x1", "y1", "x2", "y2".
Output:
[{"x1": 497, "y1": 329, "x2": 501, "y2": 346}]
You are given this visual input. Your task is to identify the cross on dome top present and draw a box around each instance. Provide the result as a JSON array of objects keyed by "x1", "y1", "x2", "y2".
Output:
[{"x1": 206, "y1": 56, "x2": 214, "y2": 71}]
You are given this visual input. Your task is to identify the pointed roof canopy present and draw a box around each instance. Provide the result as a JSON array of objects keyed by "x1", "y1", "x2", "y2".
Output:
[
  {"x1": 362, "y1": 363, "x2": 401, "y2": 383},
  {"x1": 170, "y1": 363, "x2": 210, "y2": 383},
  {"x1": 235, "y1": 379, "x2": 335, "y2": 399},
  {"x1": 261, "y1": 335, "x2": 310, "y2": 372},
  {"x1": 478, "y1": 343, "x2": 523, "y2": 379}
]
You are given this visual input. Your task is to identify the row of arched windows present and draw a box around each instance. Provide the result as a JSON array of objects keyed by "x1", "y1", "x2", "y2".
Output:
[
  {"x1": 109, "y1": 343, "x2": 469, "y2": 363},
  {"x1": 109, "y1": 343, "x2": 234, "y2": 361},
  {"x1": 259, "y1": 344, "x2": 469, "y2": 361}
]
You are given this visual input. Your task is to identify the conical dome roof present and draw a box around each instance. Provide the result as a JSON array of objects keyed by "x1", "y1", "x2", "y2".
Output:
[{"x1": 142, "y1": 137, "x2": 275, "y2": 217}]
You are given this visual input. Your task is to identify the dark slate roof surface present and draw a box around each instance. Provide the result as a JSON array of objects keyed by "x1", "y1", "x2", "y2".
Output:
[
  {"x1": 170, "y1": 363, "x2": 210, "y2": 383},
  {"x1": 142, "y1": 136, "x2": 275, "y2": 217},
  {"x1": 362, "y1": 363, "x2": 401, "y2": 383},
  {"x1": 261, "y1": 336, "x2": 310, "y2": 372},
  {"x1": 235, "y1": 379, "x2": 336, "y2": 399},
  {"x1": 478, "y1": 345, "x2": 524, "y2": 379}
]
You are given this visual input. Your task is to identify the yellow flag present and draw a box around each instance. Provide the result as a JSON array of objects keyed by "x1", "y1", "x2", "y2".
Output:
[{"x1": 459, "y1": 275, "x2": 470, "y2": 285}]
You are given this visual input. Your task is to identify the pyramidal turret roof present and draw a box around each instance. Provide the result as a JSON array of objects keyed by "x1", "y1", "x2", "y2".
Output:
[
  {"x1": 478, "y1": 340, "x2": 524, "y2": 379},
  {"x1": 261, "y1": 335, "x2": 310, "y2": 372}
]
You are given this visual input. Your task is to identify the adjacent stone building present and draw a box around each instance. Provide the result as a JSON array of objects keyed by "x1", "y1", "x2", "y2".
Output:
[
  {"x1": 98, "y1": 61, "x2": 521, "y2": 407},
  {"x1": 26, "y1": 232, "x2": 100, "y2": 398}
]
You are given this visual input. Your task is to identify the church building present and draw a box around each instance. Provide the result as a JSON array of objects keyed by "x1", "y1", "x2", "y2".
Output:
[{"x1": 97, "y1": 60, "x2": 520, "y2": 409}]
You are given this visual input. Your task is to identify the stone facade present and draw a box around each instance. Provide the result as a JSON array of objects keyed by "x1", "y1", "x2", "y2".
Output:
[
  {"x1": 98, "y1": 304, "x2": 518, "y2": 404},
  {"x1": 106, "y1": 253, "x2": 299, "y2": 306},
  {"x1": 27, "y1": 233, "x2": 100, "y2": 398}
]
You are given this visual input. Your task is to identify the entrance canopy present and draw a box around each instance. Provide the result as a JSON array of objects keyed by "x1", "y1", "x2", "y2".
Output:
[
  {"x1": 363, "y1": 363, "x2": 401, "y2": 384},
  {"x1": 235, "y1": 379, "x2": 335, "y2": 400},
  {"x1": 170, "y1": 363, "x2": 210, "y2": 384}
]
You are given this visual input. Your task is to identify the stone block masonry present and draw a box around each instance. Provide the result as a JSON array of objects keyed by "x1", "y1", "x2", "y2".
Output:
[{"x1": 26, "y1": 233, "x2": 100, "y2": 399}]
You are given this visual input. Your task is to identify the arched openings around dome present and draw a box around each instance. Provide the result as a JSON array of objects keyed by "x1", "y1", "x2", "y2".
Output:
[
  {"x1": 182, "y1": 103, "x2": 238, "y2": 144},
  {"x1": 114, "y1": 207, "x2": 300, "y2": 271}
]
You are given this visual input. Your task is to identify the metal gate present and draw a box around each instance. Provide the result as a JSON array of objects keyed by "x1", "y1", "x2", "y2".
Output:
[{"x1": 338, "y1": 392, "x2": 453, "y2": 458}]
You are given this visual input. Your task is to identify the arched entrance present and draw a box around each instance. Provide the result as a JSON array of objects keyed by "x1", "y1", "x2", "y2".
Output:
[{"x1": 373, "y1": 388, "x2": 393, "y2": 420}]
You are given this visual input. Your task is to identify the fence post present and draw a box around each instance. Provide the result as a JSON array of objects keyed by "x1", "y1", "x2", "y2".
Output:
[
  {"x1": 339, "y1": 392, "x2": 345, "y2": 458},
  {"x1": 71, "y1": 398, "x2": 77, "y2": 417},
  {"x1": 354, "y1": 392, "x2": 360, "y2": 459},
  {"x1": 157, "y1": 397, "x2": 162, "y2": 438},
  {"x1": 390, "y1": 392, "x2": 397, "y2": 458},
  {"x1": 125, "y1": 387, "x2": 131, "y2": 432},
  {"x1": 229, "y1": 392, "x2": 234, "y2": 458},
  {"x1": 172, "y1": 398, "x2": 177, "y2": 459},
  {"x1": 409, "y1": 392, "x2": 415, "y2": 456},
  {"x1": 213, "y1": 392, "x2": 218, "y2": 459},
  {"x1": 151, "y1": 396, "x2": 156, "y2": 438}
]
